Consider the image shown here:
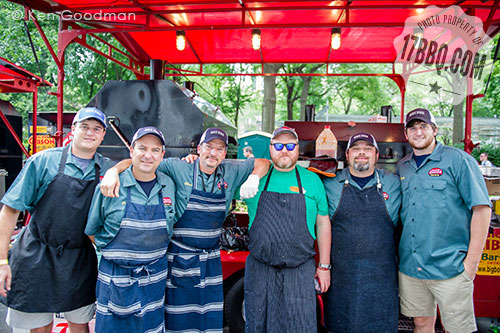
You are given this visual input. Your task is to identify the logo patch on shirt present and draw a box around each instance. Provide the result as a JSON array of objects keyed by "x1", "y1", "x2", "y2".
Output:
[
  {"x1": 217, "y1": 181, "x2": 228, "y2": 189},
  {"x1": 184, "y1": 181, "x2": 192, "y2": 187},
  {"x1": 163, "y1": 197, "x2": 172, "y2": 206},
  {"x1": 383, "y1": 192, "x2": 389, "y2": 200},
  {"x1": 289, "y1": 186, "x2": 306, "y2": 194},
  {"x1": 428, "y1": 168, "x2": 443, "y2": 177},
  {"x1": 100, "y1": 176, "x2": 104, "y2": 181}
]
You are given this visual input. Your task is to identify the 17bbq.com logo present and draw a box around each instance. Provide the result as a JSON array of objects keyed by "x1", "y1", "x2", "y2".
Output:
[{"x1": 393, "y1": 6, "x2": 494, "y2": 105}]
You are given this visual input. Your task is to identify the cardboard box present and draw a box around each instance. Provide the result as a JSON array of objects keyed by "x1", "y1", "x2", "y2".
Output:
[{"x1": 485, "y1": 178, "x2": 500, "y2": 196}]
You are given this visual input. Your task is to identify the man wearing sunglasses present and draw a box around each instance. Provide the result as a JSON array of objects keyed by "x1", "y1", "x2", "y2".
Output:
[
  {"x1": 242, "y1": 126, "x2": 331, "y2": 332},
  {"x1": 322, "y1": 132, "x2": 401, "y2": 332}
]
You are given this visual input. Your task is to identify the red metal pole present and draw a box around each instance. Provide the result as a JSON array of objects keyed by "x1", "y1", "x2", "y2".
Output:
[
  {"x1": 400, "y1": 85, "x2": 406, "y2": 123},
  {"x1": 0, "y1": 110, "x2": 30, "y2": 158},
  {"x1": 56, "y1": 61, "x2": 65, "y2": 147},
  {"x1": 464, "y1": 78, "x2": 474, "y2": 154},
  {"x1": 32, "y1": 88, "x2": 37, "y2": 154}
]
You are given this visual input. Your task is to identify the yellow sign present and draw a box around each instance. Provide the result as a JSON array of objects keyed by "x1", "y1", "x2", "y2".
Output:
[
  {"x1": 29, "y1": 126, "x2": 48, "y2": 133},
  {"x1": 478, "y1": 233, "x2": 500, "y2": 276},
  {"x1": 28, "y1": 135, "x2": 56, "y2": 155}
]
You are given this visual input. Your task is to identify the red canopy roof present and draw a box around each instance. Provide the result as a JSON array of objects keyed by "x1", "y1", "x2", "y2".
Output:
[
  {"x1": 0, "y1": 57, "x2": 52, "y2": 93},
  {"x1": 10, "y1": 1, "x2": 500, "y2": 66}
]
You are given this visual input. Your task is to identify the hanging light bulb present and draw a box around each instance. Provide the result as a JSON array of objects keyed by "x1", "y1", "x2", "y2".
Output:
[
  {"x1": 413, "y1": 27, "x2": 424, "y2": 49},
  {"x1": 416, "y1": 8, "x2": 424, "y2": 14},
  {"x1": 176, "y1": 30, "x2": 186, "y2": 51},
  {"x1": 331, "y1": 28, "x2": 341, "y2": 50},
  {"x1": 252, "y1": 29, "x2": 261, "y2": 50}
]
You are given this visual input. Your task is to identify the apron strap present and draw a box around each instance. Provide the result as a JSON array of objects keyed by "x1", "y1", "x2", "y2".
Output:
[
  {"x1": 263, "y1": 167, "x2": 302, "y2": 194},
  {"x1": 58, "y1": 145, "x2": 70, "y2": 174}
]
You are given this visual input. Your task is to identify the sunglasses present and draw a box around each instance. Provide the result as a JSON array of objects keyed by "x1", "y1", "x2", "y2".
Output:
[{"x1": 272, "y1": 143, "x2": 297, "y2": 151}]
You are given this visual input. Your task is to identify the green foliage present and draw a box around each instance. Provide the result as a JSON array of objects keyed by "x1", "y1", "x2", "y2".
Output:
[{"x1": 472, "y1": 144, "x2": 500, "y2": 167}]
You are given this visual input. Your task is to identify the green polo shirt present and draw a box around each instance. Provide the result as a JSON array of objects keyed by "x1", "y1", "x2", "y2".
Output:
[
  {"x1": 397, "y1": 142, "x2": 491, "y2": 280},
  {"x1": 1, "y1": 143, "x2": 114, "y2": 212},
  {"x1": 323, "y1": 168, "x2": 401, "y2": 225},
  {"x1": 244, "y1": 165, "x2": 329, "y2": 239},
  {"x1": 157, "y1": 158, "x2": 255, "y2": 220},
  {"x1": 85, "y1": 167, "x2": 176, "y2": 249}
]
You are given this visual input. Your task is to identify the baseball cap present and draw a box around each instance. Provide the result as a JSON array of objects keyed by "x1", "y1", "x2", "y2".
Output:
[
  {"x1": 347, "y1": 132, "x2": 379, "y2": 150},
  {"x1": 271, "y1": 126, "x2": 298, "y2": 140},
  {"x1": 199, "y1": 128, "x2": 228, "y2": 146},
  {"x1": 131, "y1": 126, "x2": 166, "y2": 146},
  {"x1": 405, "y1": 108, "x2": 437, "y2": 127},
  {"x1": 72, "y1": 107, "x2": 107, "y2": 129}
]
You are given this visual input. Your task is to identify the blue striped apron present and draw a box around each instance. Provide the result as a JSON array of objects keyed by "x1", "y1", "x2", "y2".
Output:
[
  {"x1": 95, "y1": 188, "x2": 170, "y2": 333},
  {"x1": 165, "y1": 160, "x2": 226, "y2": 333}
]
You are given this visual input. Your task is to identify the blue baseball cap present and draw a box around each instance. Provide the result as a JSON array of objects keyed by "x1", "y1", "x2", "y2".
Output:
[
  {"x1": 131, "y1": 126, "x2": 166, "y2": 146},
  {"x1": 73, "y1": 107, "x2": 107, "y2": 129},
  {"x1": 199, "y1": 127, "x2": 228, "y2": 146},
  {"x1": 347, "y1": 132, "x2": 379, "y2": 151}
]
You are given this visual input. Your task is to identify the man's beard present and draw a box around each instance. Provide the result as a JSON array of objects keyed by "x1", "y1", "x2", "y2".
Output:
[{"x1": 353, "y1": 161, "x2": 370, "y2": 172}]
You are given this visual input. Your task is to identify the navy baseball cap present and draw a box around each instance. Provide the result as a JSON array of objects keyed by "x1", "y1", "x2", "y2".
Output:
[
  {"x1": 405, "y1": 108, "x2": 437, "y2": 127},
  {"x1": 271, "y1": 126, "x2": 298, "y2": 140},
  {"x1": 131, "y1": 126, "x2": 166, "y2": 146},
  {"x1": 347, "y1": 132, "x2": 379, "y2": 150},
  {"x1": 73, "y1": 107, "x2": 107, "y2": 129},
  {"x1": 199, "y1": 128, "x2": 228, "y2": 146}
]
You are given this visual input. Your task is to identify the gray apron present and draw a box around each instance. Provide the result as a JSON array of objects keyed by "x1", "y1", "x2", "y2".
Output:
[
  {"x1": 324, "y1": 172, "x2": 398, "y2": 333},
  {"x1": 245, "y1": 167, "x2": 317, "y2": 333}
]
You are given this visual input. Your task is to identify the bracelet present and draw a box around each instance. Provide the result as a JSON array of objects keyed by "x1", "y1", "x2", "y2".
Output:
[
  {"x1": 318, "y1": 263, "x2": 332, "y2": 270},
  {"x1": 0, "y1": 259, "x2": 8, "y2": 266}
]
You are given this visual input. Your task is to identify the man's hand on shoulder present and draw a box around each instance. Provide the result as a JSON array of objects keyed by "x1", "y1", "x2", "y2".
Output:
[
  {"x1": 239, "y1": 174, "x2": 260, "y2": 199},
  {"x1": 100, "y1": 168, "x2": 120, "y2": 198},
  {"x1": 182, "y1": 154, "x2": 199, "y2": 164}
]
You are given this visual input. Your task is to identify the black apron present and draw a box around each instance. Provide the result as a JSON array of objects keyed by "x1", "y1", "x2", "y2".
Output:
[
  {"x1": 8, "y1": 145, "x2": 100, "y2": 313},
  {"x1": 245, "y1": 167, "x2": 317, "y2": 333},
  {"x1": 324, "y1": 173, "x2": 398, "y2": 333}
]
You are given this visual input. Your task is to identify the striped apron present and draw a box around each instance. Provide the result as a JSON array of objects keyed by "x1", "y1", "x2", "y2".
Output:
[
  {"x1": 95, "y1": 188, "x2": 170, "y2": 333},
  {"x1": 165, "y1": 161, "x2": 226, "y2": 333}
]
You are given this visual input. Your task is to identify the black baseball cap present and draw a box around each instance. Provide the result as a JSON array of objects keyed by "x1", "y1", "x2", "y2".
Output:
[
  {"x1": 405, "y1": 108, "x2": 437, "y2": 127},
  {"x1": 199, "y1": 128, "x2": 228, "y2": 146},
  {"x1": 347, "y1": 132, "x2": 378, "y2": 150},
  {"x1": 131, "y1": 126, "x2": 166, "y2": 146}
]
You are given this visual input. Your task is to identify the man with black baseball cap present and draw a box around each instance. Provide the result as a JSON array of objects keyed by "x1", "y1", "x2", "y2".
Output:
[
  {"x1": 323, "y1": 132, "x2": 401, "y2": 332},
  {"x1": 397, "y1": 108, "x2": 491, "y2": 332},
  {"x1": 243, "y1": 126, "x2": 331, "y2": 332},
  {"x1": 86, "y1": 126, "x2": 175, "y2": 332},
  {"x1": 99, "y1": 126, "x2": 271, "y2": 332},
  {"x1": 0, "y1": 107, "x2": 114, "y2": 333}
]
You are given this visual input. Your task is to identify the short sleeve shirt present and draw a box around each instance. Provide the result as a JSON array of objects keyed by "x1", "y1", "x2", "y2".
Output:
[
  {"x1": 1, "y1": 143, "x2": 115, "y2": 212},
  {"x1": 244, "y1": 165, "x2": 329, "y2": 239},
  {"x1": 397, "y1": 142, "x2": 491, "y2": 280},
  {"x1": 323, "y1": 168, "x2": 402, "y2": 225},
  {"x1": 158, "y1": 158, "x2": 255, "y2": 220},
  {"x1": 85, "y1": 167, "x2": 176, "y2": 249}
]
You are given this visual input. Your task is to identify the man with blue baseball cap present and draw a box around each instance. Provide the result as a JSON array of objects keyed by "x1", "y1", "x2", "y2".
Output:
[
  {"x1": 0, "y1": 107, "x2": 114, "y2": 333},
  {"x1": 397, "y1": 108, "x2": 491, "y2": 332},
  {"x1": 99, "y1": 126, "x2": 271, "y2": 332},
  {"x1": 323, "y1": 132, "x2": 401, "y2": 332},
  {"x1": 86, "y1": 126, "x2": 175, "y2": 332}
]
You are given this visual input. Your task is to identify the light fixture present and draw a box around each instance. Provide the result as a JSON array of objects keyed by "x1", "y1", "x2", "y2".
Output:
[
  {"x1": 252, "y1": 29, "x2": 261, "y2": 50},
  {"x1": 176, "y1": 30, "x2": 186, "y2": 51},
  {"x1": 331, "y1": 28, "x2": 341, "y2": 50},
  {"x1": 416, "y1": 8, "x2": 424, "y2": 14},
  {"x1": 413, "y1": 27, "x2": 424, "y2": 49}
]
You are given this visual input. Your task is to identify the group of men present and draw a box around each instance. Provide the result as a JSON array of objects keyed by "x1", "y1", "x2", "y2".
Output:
[{"x1": 0, "y1": 106, "x2": 492, "y2": 333}]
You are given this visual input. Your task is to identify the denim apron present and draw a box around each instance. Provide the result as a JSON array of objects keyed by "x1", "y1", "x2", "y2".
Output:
[
  {"x1": 165, "y1": 160, "x2": 226, "y2": 332},
  {"x1": 8, "y1": 145, "x2": 99, "y2": 312},
  {"x1": 324, "y1": 171, "x2": 398, "y2": 333},
  {"x1": 245, "y1": 167, "x2": 317, "y2": 333},
  {"x1": 95, "y1": 188, "x2": 169, "y2": 333}
]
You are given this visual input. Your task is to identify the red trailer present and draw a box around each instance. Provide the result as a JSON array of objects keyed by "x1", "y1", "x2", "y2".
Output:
[{"x1": 1, "y1": 1, "x2": 500, "y2": 332}]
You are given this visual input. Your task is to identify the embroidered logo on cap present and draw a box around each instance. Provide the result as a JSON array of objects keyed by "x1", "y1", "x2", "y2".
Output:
[
  {"x1": 217, "y1": 181, "x2": 228, "y2": 189},
  {"x1": 428, "y1": 168, "x2": 443, "y2": 177},
  {"x1": 383, "y1": 192, "x2": 389, "y2": 200},
  {"x1": 163, "y1": 197, "x2": 172, "y2": 206}
]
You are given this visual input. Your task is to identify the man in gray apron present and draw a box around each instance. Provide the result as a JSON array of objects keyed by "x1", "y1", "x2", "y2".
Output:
[
  {"x1": 0, "y1": 107, "x2": 114, "y2": 333},
  {"x1": 323, "y1": 132, "x2": 401, "y2": 333},
  {"x1": 243, "y1": 126, "x2": 331, "y2": 333}
]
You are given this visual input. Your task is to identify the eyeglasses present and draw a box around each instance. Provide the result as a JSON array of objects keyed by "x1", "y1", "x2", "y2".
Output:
[{"x1": 272, "y1": 143, "x2": 297, "y2": 151}]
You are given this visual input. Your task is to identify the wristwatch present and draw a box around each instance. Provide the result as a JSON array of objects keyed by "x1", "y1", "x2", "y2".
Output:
[{"x1": 318, "y1": 263, "x2": 331, "y2": 270}]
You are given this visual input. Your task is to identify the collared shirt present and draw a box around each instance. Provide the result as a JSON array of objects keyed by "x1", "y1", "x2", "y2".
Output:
[
  {"x1": 397, "y1": 142, "x2": 491, "y2": 280},
  {"x1": 85, "y1": 167, "x2": 176, "y2": 249},
  {"x1": 1, "y1": 143, "x2": 114, "y2": 212},
  {"x1": 158, "y1": 157, "x2": 255, "y2": 220},
  {"x1": 244, "y1": 165, "x2": 329, "y2": 239},
  {"x1": 323, "y1": 168, "x2": 401, "y2": 225}
]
